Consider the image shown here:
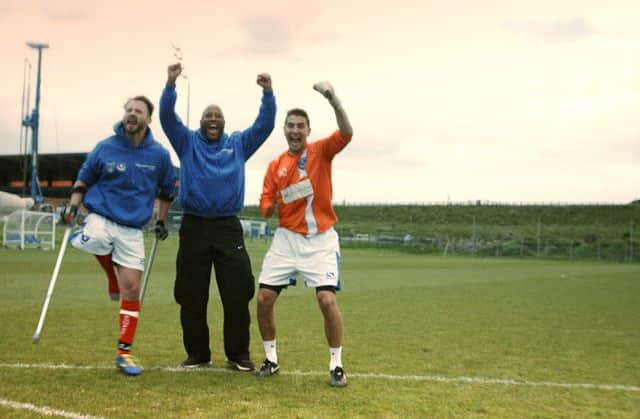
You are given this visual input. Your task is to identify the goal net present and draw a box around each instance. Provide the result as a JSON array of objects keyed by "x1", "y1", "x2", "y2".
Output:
[{"x1": 2, "y1": 210, "x2": 56, "y2": 250}]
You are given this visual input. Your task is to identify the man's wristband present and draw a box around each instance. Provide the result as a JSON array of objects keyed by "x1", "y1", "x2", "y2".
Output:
[{"x1": 71, "y1": 185, "x2": 87, "y2": 194}]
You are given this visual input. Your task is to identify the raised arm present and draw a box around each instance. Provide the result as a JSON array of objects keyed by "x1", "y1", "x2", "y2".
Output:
[
  {"x1": 240, "y1": 73, "x2": 277, "y2": 159},
  {"x1": 313, "y1": 81, "x2": 353, "y2": 138},
  {"x1": 159, "y1": 63, "x2": 190, "y2": 157},
  {"x1": 257, "y1": 73, "x2": 273, "y2": 94},
  {"x1": 166, "y1": 63, "x2": 182, "y2": 88}
]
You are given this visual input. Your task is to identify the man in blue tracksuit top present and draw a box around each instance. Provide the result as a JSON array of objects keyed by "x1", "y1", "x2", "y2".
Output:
[
  {"x1": 160, "y1": 62, "x2": 276, "y2": 371},
  {"x1": 64, "y1": 95, "x2": 176, "y2": 376}
]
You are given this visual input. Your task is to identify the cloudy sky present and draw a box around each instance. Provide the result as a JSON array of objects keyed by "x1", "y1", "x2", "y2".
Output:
[{"x1": 1, "y1": 0, "x2": 638, "y2": 204}]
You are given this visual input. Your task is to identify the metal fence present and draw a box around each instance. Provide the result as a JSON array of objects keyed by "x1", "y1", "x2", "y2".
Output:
[
  {"x1": 162, "y1": 210, "x2": 637, "y2": 263},
  {"x1": 338, "y1": 220, "x2": 636, "y2": 263}
]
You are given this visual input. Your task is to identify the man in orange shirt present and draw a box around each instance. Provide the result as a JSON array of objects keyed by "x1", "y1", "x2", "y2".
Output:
[{"x1": 255, "y1": 81, "x2": 353, "y2": 387}]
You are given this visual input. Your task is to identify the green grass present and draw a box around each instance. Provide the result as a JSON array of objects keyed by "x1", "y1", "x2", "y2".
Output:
[
  {"x1": 1, "y1": 235, "x2": 639, "y2": 418},
  {"x1": 241, "y1": 203, "x2": 640, "y2": 240},
  {"x1": 241, "y1": 204, "x2": 640, "y2": 262}
]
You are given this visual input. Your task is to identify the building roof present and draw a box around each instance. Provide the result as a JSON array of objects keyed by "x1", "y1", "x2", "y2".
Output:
[
  {"x1": 0, "y1": 153, "x2": 179, "y2": 200},
  {"x1": 0, "y1": 153, "x2": 87, "y2": 198}
]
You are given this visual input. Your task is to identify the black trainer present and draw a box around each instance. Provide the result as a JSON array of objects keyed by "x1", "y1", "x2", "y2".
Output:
[
  {"x1": 227, "y1": 358, "x2": 255, "y2": 372},
  {"x1": 179, "y1": 357, "x2": 211, "y2": 369},
  {"x1": 256, "y1": 359, "x2": 279, "y2": 377},
  {"x1": 330, "y1": 366, "x2": 348, "y2": 387}
]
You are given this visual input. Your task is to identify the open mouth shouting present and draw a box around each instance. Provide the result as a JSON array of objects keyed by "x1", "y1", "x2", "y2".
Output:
[
  {"x1": 206, "y1": 122, "x2": 219, "y2": 138},
  {"x1": 125, "y1": 115, "x2": 139, "y2": 132},
  {"x1": 286, "y1": 134, "x2": 305, "y2": 153},
  {"x1": 200, "y1": 105, "x2": 225, "y2": 141}
]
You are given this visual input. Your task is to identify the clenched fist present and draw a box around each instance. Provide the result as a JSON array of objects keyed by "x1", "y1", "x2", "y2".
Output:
[
  {"x1": 313, "y1": 81, "x2": 340, "y2": 107},
  {"x1": 257, "y1": 73, "x2": 272, "y2": 92},
  {"x1": 167, "y1": 63, "x2": 183, "y2": 86}
]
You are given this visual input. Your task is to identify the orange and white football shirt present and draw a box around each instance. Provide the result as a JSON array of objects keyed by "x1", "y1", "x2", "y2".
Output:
[{"x1": 260, "y1": 130, "x2": 352, "y2": 236}]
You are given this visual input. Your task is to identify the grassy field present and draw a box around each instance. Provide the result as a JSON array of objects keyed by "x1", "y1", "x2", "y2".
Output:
[
  {"x1": 241, "y1": 203, "x2": 640, "y2": 240},
  {"x1": 240, "y1": 204, "x2": 640, "y2": 262},
  {"x1": 1, "y1": 235, "x2": 639, "y2": 418}
]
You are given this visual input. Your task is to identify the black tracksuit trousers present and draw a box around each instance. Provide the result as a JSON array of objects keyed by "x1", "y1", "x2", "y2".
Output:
[{"x1": 174, "y1": 214, "x2": 255, "y2": 362}]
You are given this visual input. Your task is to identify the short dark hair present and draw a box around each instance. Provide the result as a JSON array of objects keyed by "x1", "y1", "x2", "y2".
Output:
[
  {"x1": 285, "y1": 108, "x2": 310, "y2": 128},
  {"x1": 125, "y1": 95, "x2": 154, "y2": 117}
]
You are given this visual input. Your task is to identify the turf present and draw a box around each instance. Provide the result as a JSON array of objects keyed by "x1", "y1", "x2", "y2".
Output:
[{"x1": 1, "y1": 235, "x2": 639, "y2": 418}]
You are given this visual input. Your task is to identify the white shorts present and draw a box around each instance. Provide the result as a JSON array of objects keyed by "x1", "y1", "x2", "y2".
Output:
[
  {"x1": 69, "y1": 213, "x2": 145, "y2": 271},
  {"x1": 258, "y1": 227, "x2": 342, "y2": 289}
]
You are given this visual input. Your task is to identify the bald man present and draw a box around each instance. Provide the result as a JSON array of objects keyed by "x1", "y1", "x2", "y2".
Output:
[{"x1": 159, "y1": 63, "x2": 276, "y2": 371}]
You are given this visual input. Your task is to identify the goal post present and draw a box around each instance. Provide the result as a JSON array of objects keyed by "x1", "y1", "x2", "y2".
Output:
[{"x1": 2, "y1": 210, "x2": 56, "y2": 250}]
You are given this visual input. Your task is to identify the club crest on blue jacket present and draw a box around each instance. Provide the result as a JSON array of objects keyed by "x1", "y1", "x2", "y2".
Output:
[{"x1": 76, "y1": 122, "x2": 176, "y2": 228}]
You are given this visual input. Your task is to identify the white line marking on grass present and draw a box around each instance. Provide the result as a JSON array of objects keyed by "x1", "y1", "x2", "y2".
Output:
[
  {"x1": 1, "y1": 363, "x2": 639, "y2": 393},
  {"x1": 344, "y1": 372, "x2": 640, "y2": 392},
  {"x1": 0, "y1": 398, "x2": 104, "y2": 419}
]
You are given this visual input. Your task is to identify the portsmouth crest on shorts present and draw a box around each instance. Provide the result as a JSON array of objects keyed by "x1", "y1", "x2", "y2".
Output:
[{"x1": 116, "y1": 163, "x2": 127, "y2": 172}]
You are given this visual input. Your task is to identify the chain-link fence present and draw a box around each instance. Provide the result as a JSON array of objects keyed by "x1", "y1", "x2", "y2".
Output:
[
  {"x1": 338, "y1": 217, "x2": 636, "y2": 263},
  {"x1": 160, "y1": 206, "x2": 638, "y2": 263}
]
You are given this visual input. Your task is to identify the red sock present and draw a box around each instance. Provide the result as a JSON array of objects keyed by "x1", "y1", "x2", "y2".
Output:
[
  {"x1": 117, "y1": 299, "x2": 140, "y2": 355},
  {"x1": 95, "y1": 254, "x2": 119, "y2": 295}
]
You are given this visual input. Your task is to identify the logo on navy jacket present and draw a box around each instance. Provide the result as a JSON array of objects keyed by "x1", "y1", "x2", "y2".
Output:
[{"x1": 135, "y1": 163, "x2": 157, "y2": 171}]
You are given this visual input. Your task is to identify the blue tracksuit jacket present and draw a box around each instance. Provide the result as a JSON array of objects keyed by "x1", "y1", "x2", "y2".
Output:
[
  {"x1": 77, "y1": 123, "x2": 176, "y2": 228},
  {"x1": 159, "y1": 85, "x2": 276, "y2": 217}
]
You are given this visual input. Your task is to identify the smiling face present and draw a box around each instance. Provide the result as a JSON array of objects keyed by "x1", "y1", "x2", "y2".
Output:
[
  {"x1": 200, "y1": 105, "x2": 225, "y2": 141},
  {"x1": 284, "y1": 112, "x2": 311, "y2": 155},
  {"x1": 122, "y1": 99, "x2": 151, "y2": 137}
]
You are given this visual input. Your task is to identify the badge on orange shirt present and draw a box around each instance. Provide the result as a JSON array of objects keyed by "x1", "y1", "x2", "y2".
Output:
[{"x1": 281, "y1": 179, "x2": 313, "y2": 204}]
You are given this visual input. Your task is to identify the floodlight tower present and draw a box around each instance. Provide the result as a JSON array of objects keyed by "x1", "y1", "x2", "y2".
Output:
[
  {"x1": 20, "y1": 58, "x2": 32, "y2": 198},
  {"x1": 22, "y1": 42, "x2": 49, "y2": 205}
]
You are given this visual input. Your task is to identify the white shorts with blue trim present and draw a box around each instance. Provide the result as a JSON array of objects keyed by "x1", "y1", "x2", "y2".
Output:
[
  {"x1": 69, "y1": 213, "x2": 145, "y2": 271},
  {"x1": 258, "y1": 227, "x2": 342, "y2": 289}
]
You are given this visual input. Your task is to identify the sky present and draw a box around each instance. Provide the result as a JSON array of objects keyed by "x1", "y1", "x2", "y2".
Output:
[{"x1": 1, "y1": 0, "x2": 639, "y2": 205}]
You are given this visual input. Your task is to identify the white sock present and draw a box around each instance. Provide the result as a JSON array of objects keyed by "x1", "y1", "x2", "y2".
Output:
[
  {"x1": 329, "y1": 346, "x2": 342, "y2": 371},
  {"x1": 263, "y1": 340, "x2": 278, "y2": 364}
]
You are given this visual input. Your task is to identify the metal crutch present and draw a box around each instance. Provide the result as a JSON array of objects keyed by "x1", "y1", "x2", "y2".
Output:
[{"x1": 32, "y1": 226, "x2": 72, "y2": 343}]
